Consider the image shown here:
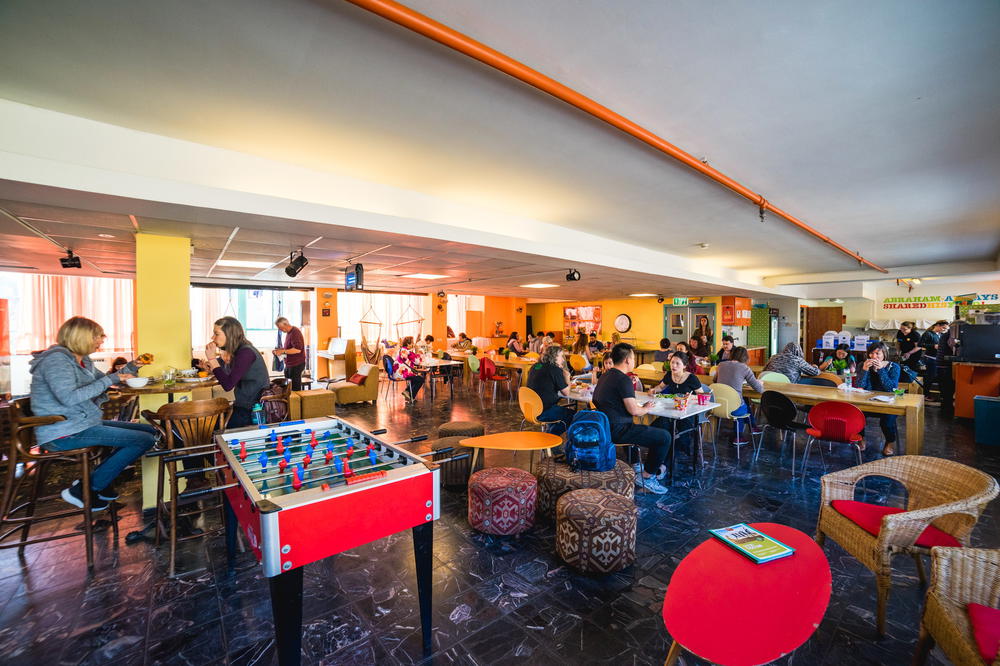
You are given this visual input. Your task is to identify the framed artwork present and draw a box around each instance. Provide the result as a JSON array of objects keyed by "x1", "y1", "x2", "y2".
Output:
[{"x1": 563, "y1": 305, "x2": 602, "y2": 337}]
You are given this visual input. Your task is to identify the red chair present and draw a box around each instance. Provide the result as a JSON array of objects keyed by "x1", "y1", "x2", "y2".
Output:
[
  {"x1": 478, "y1": 357, "x2": 512, "y2": 400},
  {"x1": 801, "y1": 401, "x2": 866, "y2": 480}
]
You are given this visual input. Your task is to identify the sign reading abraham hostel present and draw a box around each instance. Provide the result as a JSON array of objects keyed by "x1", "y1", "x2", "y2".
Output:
[{"x1": 882, "y1": 294, "x2": 999, "y2": 310}]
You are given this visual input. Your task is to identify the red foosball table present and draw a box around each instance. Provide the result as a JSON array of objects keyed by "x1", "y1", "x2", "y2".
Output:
[{"x1": 213, "y1": 416, "x2": 441, "y2": 665}]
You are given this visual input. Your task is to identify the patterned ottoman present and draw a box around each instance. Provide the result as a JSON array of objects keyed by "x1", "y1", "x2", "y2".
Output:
[
  {"x1": 431, "y1": 436, "x2": 483, "y2": 488},
  {"x1": 438, "y1": 420, "x2": 485, "y2": 439},
  {"x1": 556, "y1": 489, "x2": 637, "y2": 573},
  {"x1": 535, "y1": 458, "x2": 635, "y2": 520},
  {"x1": 468, "y1": 467, "x2": 537, "y2": 535}
]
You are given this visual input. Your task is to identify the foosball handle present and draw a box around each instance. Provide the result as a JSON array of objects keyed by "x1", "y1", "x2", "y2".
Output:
[
  {"x1": 431, "y1": 453, "x2": 471, "y2": 465},
  {"x1": 177, "y1": 482, "x2": 238, "y2": 501},
  {"x1": 408, "y1": 435, "x2": 428, "y2": 443},
  {"x1": 370, "y1": 428, "x2": 388, "y2": 435}
]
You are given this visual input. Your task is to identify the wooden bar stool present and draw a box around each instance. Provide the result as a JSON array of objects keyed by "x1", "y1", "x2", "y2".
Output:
[
  {"x1": 101, "y1": 391, "x2": 139, "y2": 422},
  {"x1": 0, "y1": 398, "x2": 119, "y2": 569},
  {"x1": 142, "y1": 398, "x2": 232, "y2": 577}
]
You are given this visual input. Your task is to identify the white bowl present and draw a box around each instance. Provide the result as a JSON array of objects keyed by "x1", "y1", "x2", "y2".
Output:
[
  {"x1": 125, "y1": 377, "x2": 149, "y2": 388},
  {"x1": 178, "y1": 369, "x2": 198, "y2": 377}
]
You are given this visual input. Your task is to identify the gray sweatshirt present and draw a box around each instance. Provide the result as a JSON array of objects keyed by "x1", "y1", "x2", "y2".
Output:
[
  {"x1": 714, "y1": 360, "x2": 764, "y2": 394},
  {"x1": 28, "y1": 345, "x2": 136, "y2": 445}
]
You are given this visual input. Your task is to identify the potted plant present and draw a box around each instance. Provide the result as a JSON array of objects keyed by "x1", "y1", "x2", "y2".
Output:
[{"x1": 470, "y1": 345, "x2": 478, "y2": 355}]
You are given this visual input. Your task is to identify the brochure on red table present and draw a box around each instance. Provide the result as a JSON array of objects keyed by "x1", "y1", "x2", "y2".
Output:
[{"x1": 709, "y1": 523, "x2": 796, "y2": 564}]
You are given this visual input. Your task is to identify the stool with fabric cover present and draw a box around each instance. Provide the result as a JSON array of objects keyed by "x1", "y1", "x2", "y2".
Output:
[
  {"x1": 431, "y1": 436, "x2": 483, "y2": 488},
  {"x1": 438, "y1": 420, "x2": 485, "y2": 439},
  {"x1": 468, "y1": 467, "x2": 537, "y2": 535},
  {"x1": 556, "y1": 489, "x2": 637, "y2": 573},
  {"x1": 535, "y1": 458, "x2": 634, "y2": 520}
]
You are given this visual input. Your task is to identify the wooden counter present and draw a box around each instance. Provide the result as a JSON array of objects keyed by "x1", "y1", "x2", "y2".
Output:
[{"x1": 952, "y1": 361, "x2": 1000, "y2": 419}]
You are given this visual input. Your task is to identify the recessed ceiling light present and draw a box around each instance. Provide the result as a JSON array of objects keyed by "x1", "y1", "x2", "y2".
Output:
[
  {"x1": 97, "y1": 233, "x2": 115, "y2": 239},
  {"x1": 697, "y1": 242, "x2": 710, "y2": 249},
  {"x1": 521, "y1": 283, "x2": 559, "y2": 288},
  {"x1": 401, "y1": 273, "x2": 448, "y2": 279},
  {"x1": 217, "y1": 259, "x2": 275, "y2": 269},
  {"x1": 629, "y1": 293, "x2": 657, "y2": 297}
]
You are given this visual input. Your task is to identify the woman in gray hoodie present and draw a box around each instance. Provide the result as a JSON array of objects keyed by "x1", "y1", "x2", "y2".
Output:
[{"x1": 29, "y1": 316, "x2": 156, "y2": 511}]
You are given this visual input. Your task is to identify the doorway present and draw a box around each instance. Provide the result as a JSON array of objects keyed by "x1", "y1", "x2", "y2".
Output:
[{"x1": 663, "y1": 304, "x2": 716, "y2": 346}]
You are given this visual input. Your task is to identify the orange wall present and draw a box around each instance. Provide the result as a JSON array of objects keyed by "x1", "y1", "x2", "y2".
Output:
[
  {"x1": 430, "y1": 292, "x2": 448, "y2": 350},
  {"x1": 482, "y1": 296, "x2": 527, "y2": 338},
  {"x1": 314, "y1": 287, "x2": 339, "y2": 375}
]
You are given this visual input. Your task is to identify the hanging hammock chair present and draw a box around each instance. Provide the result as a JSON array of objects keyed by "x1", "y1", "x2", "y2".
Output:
[
  {"x1": 395, "y1": 304, "x2": 425, "y2": 346},
  {"x1": 359, "y1": 305, "x2": 383, "y2": 365}
]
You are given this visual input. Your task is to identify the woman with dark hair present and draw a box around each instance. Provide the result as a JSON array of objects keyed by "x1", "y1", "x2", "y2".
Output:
[
  {"x1": 694, "y1": 316, "x2": 713, "y2": 345},
  {"x1": 672, "y1": 342, "x2": 700, "y2": 374},
  {"x1": 506, "y1": 331, "x2": 525, "y2": 355},
  {"x1": 110, "y1": 356, "x2": 129, "y2": 373},
  {"x1": 526, "y1": 345, "x2": 573, "y2": 434},
  {"x1": 857, "y1": 341, "x2": 902, "y2": 456},
  {"x1": 651, "y1": 351, "x2": 705, "y2": 450},
  {"x1": 570, "y1": 332, "x2": 592, "y2": 369},
  {"x1": 394, "y1": 336, "x2": 425, "y2": 403},
  {"x1": 202, "y1": 316, "x2": 270, "y2": 428},
  {"x1": 819, "y1": 344, "x2": 857, "y2": 375}
]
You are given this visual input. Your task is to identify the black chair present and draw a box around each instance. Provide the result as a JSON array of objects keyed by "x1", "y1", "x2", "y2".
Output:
[
  {"x1": 754, "y1": 390, "x2": 810, "y2": 476},
  {"x1": 798, "y1": 377, "x2": 838, "y2": 388}
]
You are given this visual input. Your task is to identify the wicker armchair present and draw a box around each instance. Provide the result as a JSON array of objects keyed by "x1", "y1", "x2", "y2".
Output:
[
  {"x1": 815, "y1": 456, "x2": 998, "y2": 636},
  {"x1": 914, "y1": 547, "x2": 1000, "y2": 666}
]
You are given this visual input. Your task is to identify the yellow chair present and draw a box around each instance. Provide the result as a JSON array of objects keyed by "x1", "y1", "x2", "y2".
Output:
[
  {"x1": 635, "y1": 363, "x2": 657, "y2": 372},
  {"x1": 708, "y1": 383, "x2": 756, "y2": 458},
  {"x1": 517, "y1": 387, "x2": 561, "y2": 468},
  {"x1": 524, "y1": 351, "x2": 540, "y2": 360},
  {"x1": 568, "y1": 354, "x2": 588, "y2": 373}
]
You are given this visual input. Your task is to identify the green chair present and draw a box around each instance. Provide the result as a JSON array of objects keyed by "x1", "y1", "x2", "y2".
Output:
[{"x1": 759, "y1": 371, "x2": 791, "y2": 383}]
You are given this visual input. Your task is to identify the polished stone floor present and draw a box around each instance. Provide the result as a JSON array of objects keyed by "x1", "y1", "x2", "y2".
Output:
[{"x1": 0, "y1": 380, "x2": 997, "y2": 665}]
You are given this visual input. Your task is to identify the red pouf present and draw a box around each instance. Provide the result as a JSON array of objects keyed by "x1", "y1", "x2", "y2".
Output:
[{"x1": 468, "y1": 467, "x2": 537, "y2": 535}]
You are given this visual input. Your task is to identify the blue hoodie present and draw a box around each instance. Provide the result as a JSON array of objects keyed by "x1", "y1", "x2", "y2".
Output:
[{"x1": 28, "y1": 346, "x2": 137, "y2": 445}]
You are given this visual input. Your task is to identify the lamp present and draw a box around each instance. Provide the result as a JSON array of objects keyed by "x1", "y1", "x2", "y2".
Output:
[
  {"x1": 59, "y1": 250, "x2": 82, "y2": 269},
  {"x1": 565, "y1": 269, "x2": 581, "y2": 282},
  {"x1": 284, "y1": 250, "x2": 308, "y2": 278}
]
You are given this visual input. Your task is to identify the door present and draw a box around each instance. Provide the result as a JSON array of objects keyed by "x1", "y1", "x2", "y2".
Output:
[
  {"x1": 664, "y1": 306, "x2": 687, "y2": 341},
  {"x1": 804, "y1": 306, "x2": 843, "y2": 355},
  {"x1": 525, "y1": 315, "x2": 533, "y2": 338},
  {"x1": 689, "y1": 306, "x2": 715, "y2": 347}
]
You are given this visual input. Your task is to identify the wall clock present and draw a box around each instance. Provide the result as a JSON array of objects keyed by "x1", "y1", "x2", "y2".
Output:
[{"x1": 614, "y1": 313, "x2": 632, "y2": 333}]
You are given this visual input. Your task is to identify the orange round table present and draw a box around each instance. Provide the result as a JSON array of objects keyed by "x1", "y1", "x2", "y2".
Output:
[
  {"x1": 458, "y1": 431, "x2": 561, "y2": 477},
  {"x1": 661, "y1": 522, "x2": 831, "y2": 666}
]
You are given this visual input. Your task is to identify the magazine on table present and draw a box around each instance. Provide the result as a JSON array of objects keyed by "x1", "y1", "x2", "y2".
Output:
[{"x1": 709, "y1": 523, "x2": 796, "y2": 564}]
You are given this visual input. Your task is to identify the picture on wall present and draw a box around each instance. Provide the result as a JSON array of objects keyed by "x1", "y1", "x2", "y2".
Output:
[{"x1": 563, "y1": 305, "x2": 602, "y2": 337}]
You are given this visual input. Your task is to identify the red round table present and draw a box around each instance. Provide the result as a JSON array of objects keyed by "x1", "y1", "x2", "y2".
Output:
[{"x1": 661, "y1": 522, "x2": 831, "y2": 666}]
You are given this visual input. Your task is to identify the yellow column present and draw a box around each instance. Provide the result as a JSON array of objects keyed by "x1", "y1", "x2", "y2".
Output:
[{"x1": 135, "y1": 233, "x2": 191, "y2": 509}]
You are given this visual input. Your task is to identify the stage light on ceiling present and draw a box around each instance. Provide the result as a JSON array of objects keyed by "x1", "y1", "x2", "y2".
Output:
[
  {"x1": 565, "y1": 269, "x2": 581, "y2": 282},
  {"x1": 59, "y1": 250, "x2": 82, "y2": 269},
  {"x1": 284, "y1": 250, "x2": 308, "y2": 278},
  {"x1": 657, "y1": 296, "x2": 665, "y2": 303}
]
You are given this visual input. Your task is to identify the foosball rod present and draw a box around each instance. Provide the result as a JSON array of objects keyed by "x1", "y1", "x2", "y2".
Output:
[
  {"x1": 260, "y1": 460, "x2": 397, "y2": 492},
  {"x1": 239, "y1": 441, "x2": 403, "y2": 479},
  {"x1": 229, "y1": 431, "x2": 351, "y2": 455},
  {"x1": 244, "y1": 450, "x2": 397, "y2": 485}
]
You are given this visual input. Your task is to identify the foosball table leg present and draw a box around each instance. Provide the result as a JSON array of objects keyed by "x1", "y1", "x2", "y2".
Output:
[
  {"x1": 412, "y1": 521, "x2": 434, "y2": 655},
  {"x1": 270, "y1": 567, "x2": 304, "y2": 666},
  {"x1": 223, "y1": 496, "x2": 238, "y2": 573}
]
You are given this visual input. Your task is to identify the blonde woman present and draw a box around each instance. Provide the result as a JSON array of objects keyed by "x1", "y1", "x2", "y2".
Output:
[{"x1": 29, "y1": 316, "x2": 155, "y2": 510}]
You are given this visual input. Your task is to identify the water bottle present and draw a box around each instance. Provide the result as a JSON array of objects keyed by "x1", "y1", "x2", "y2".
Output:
[{"x1": 252, "y1": 403, "x2": 265, "y2": 426}]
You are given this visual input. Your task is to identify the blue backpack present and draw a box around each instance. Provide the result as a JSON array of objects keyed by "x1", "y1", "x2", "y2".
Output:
[{"x1": 565, "y1": 410, "x2": 615, "y2": 472}]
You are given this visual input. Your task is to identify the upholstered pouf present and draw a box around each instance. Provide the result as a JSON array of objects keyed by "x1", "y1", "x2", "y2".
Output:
[
  {"x1": 556, "y1": 489, "x2": 637, "y2": 573},
  {"x1": 431, "y1": 436, "x2": 483, "y2": 488},
  {"x1": 468, "y1": 467, "x2": 537, "y2": 535},
  {"x1": 534, "y1": 458, "x2": 635, "y2": 520},
  {"x1": 438, "y1": 421, "x2": 485, "y2": 439}
]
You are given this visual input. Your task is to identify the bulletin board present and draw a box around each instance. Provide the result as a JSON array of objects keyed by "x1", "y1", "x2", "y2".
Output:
[{"x1": 563, "y1": 306, "x2": 602, "y2": 337}]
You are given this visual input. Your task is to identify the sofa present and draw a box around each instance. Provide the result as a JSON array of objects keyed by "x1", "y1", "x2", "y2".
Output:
[{"x1": 329, "y1": 363, "x2": 379, "y2": 405}]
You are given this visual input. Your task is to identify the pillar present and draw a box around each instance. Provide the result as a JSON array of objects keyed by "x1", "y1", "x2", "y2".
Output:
[
  {"x1": 314, "y1": 287, "x2": 339, "y2": 377},
  {"x1": 135, "y1": 233, "x2": 191, "y2": 509},
  {"x1": 431, "y1": 292, "x2": 448, "y2": 350}
]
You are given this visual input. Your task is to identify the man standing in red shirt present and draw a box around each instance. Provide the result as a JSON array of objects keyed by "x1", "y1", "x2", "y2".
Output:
[{"x1": 273, "y1": 317, "x2": 306, "y2": 390}]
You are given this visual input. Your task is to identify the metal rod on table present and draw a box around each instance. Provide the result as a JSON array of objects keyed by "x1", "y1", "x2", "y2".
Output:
[{"x1": 262, "y1": 460, "x2": 397, "y2": 493}]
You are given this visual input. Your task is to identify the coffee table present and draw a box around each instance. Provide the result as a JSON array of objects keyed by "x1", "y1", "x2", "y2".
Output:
[
  {"x1": 458, "y1": 431, "x2": 562, "y2": 477},
  {"x1": 662, "y1": 522, "x2": 831, "y2": 666}
]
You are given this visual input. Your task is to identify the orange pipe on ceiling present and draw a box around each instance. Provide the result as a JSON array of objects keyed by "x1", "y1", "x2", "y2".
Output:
[{"x1": 345, "y1": 0, "x2": 888, "y2": 273}]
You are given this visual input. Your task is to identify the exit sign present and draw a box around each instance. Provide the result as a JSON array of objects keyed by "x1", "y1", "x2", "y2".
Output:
[{"x1": 673, "y1": 297, "x2": 688, "y2": 306}]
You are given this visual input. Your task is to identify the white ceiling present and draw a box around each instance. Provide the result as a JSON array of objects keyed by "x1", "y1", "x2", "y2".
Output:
[
  {"x1": 0, "y1": 187, "x2": 766, "y2": 300},
  {"x1": 0, "y1": 0, "x2": 997, "y2": 278}
]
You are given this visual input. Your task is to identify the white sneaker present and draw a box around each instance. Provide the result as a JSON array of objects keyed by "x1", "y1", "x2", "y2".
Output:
[{"x1": 636, "y1": 474, "x2": 668, "y2": 494}]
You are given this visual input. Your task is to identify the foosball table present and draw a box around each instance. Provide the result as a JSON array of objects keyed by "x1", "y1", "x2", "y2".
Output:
[{"x1": 213, "y1": 416, "x2": 442, "y2": 665}]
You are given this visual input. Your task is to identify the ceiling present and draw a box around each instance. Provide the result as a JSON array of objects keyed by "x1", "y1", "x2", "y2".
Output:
[
  {"x1": 0, "y1": 190, "x2": 764, "y2": 300},
  {"x1": 0, "y1": 0, "x2": 997, "y2": 278}
]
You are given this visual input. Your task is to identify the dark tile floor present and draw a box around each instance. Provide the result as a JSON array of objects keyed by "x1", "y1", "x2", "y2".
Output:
[{"x1": 1, "y1": 382, "x2": 998, "y2": 665}]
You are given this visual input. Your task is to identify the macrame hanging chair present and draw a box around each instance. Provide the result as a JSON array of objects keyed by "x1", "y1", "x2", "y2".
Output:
[
  {"x1": 395, "y1": 304, "x2": 425, "y2": 346},
  {"x1": 359, "y1": 304, "x2": 383, "y2": 365}
]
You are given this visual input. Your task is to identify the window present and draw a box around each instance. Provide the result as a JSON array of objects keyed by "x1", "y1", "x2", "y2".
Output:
[{"x1": 190, "y1": 286, "x2": 309, "y2": 351}]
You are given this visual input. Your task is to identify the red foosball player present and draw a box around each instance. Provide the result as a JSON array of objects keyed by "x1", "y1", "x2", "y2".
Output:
[
  {"x1": 325, "y1": 450, "x2": 333, "y2": 465},
  {"x1": 302, "y1": 453, "x2": 311, "y2": 468},
  {"x1": 343, "y1": 458, "x2": 354, "y2": 478},
  {"x1": 276, "y1": 437, "x2": 285, "y2": 456},
  {"x1": 309, "y1": 432, "x2": 318, "y2": 449},
  {"x1": 239, "y1": 441, "x2": 247, "y2": 461},
  {"x1": 292, "y1": 466, "x2": 303, "y2": 491}
]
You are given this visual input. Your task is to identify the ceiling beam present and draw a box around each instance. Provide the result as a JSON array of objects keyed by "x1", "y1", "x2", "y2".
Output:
[{"x1": 763, "y1": 261, "x2": 998, "y2": 287}]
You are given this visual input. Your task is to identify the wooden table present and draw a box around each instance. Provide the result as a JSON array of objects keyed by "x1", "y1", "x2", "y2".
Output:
[
  {"x1": 742, "y1": 382, "x2": 925, "y2": 455},
  {"x1": 458, "y1": 431, "x2": 562, "y2": 477},
  {"x1": 662, "y1": 522, "x2": 830, "y2": 666},
  {"x1": 415, "y1": 359, "x2": 463, "y2": 399},
  {"x1": 490, "y1": 356, "x2": 537, "y2": 387},
  {"x1": 117, "y1": 378, "x2": 219, "y2": 402}
]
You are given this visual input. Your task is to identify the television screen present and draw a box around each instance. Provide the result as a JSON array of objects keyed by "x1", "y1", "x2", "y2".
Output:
[
  {"x1": 960, "y1": 325, "x2": 1000, "y2": 363},
  {"x1": 345, "y1": 263, "x2": 364, "y2": 291}
]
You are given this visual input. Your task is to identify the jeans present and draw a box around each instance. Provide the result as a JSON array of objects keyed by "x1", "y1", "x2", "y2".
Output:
[
  {"x1": 880, "y1": 414, "x2": 898, "y2": 444},
  {"x1": 45, "y1": 421, "x2": 157, "y2": 491},
  {"x1": 731, "y1": 399, "x2": 757, "y2": 438},
  {"x1": 229, "y1": 405, "x2": 254, "y2": 429},
  {"x1": 537, "y1": 404, "x2": 573, "y2": 436},
  {"x1": 284, "y1": 363, "x2": 304, "y2": 391},
  {"x1": 610, "y1": 421, "x2": 672, "y2": 476},
  {"x1": 405, "y1": 375, "x2": 425, "y2": 397},
  {"x1": 923, "y1": 357, "x2": 938, "y2": 392}
]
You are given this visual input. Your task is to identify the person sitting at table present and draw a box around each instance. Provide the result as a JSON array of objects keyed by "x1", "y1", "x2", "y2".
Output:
[
  {"x1": 201, "y1": 316, "x2": 270, "y2": 428},
  {"x1": 527, "y1": 345, "x2": 574, "y2": 435},
  {"x1": 587, "y1": 333, "x2": 605, "y2": 355},
  {"x1": 819, "y1": 344, "x2": 856, "y2": 375},
  {"x1": 652, "y1": 351, "x2": 705, "y2": 448},
  {"x1": 451, "y1": 332, "x2": 472, "y2": 351},
  {"x1": 715, "y1": 335, "x2": 735, "y2": 362},
  {"x1": 763, "y1": 342, "x2": 820, "y2": 383},
  {"x1": 653, "y1": 338, "x2": 672, "y2": 363},
  {"x1": 672, "y1": 342, "x2": 700, "y2": 373},
  {"x1": 506, "y1": 331, "x2": 526, "y2": 355},
  {"x1": 593, "y1": 343, "x2": 671, "y2": 494},
  {"x1": 857, "y1": 341, "x2": 901, "y2": 456},
  {"x1": 29, "y1": 316, "x2": 156, "y2": 510},
  {"x1": 570, "y1": 332, "x2": 592, "y2": 369},
  {"x1": 110, "y1": 356, "x2": 129, "y2": 373},
  {"x1": 394, "y1": 336, "x2": 425, "y2": 403},
  {"x1": 715, "y1": 346, "x2": 764, "y2": 440},
  {"x1": 416, "y1": 334, "x2": 435, "y2": 355},
  {"x1": 528, "y1": 331, "x2": 545, "y2": 354}
]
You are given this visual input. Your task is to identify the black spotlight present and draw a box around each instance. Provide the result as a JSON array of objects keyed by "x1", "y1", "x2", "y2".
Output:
[
  {"x1": 436, "y1": 291, "x2": 446, "y2": 298},
  {"x1": 60, "y1": 250, "x2": 82, "y2": 269},
  {"x1": 284, "y1": 250, "x2": 308, "y2": 278},
  {"x1": 657, "y1": 296, "x2": 664, "y2": 303},
  {"x1": 565, "y1": 269, "x2": 581, "y2": 282}
]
